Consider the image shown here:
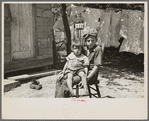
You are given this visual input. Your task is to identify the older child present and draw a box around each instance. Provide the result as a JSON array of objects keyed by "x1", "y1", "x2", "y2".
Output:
[
  {"x1": 55, "y1": 29, "x2": 104, "y2": 98},
  {"x1": 60, "y1": 38, "x2": 89, "y2": 96}
]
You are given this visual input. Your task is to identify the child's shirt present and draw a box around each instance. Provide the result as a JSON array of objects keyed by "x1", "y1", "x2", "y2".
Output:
[{"x1": 66, "y1": 52, "x2": 89, "y2": 71}]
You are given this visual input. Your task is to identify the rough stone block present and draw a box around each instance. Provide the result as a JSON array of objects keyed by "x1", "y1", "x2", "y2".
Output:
[{"x1": 4, "y1": 79, "x2": 20, "y2": 92}]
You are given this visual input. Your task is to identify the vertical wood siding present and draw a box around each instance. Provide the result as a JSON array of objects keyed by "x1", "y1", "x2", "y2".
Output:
[
  {"x1": 9, "y1": 4, "x2": 34, "y2": 60},
  {"x1": 4, "y1": 4, "x2": 11, "y2": 63},
  {"x1": 35, "y1": 4, "x2": 53, "y2": 59}
]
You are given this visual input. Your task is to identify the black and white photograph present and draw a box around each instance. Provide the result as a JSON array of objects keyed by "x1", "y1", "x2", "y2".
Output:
[{"x1": 2, "y1": 1, "x2": 148, "y2": 119}]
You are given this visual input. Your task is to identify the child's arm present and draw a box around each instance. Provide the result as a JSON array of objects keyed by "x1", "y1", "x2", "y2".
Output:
[
  {"x1": 61, "y1": 53, "x2": 72, "y2": 73},
  {"x1": 59, "y1": 61, "x2": 68, "y2": 80},
  {"x1": 83, "y1": 56, "x2": 89, "y2": 77},
  {"x1": 61, "y1": 61, "x2": 68, "y2": 74},
  {"x1": 84, "y1": 67, "x2": 88, "y2": 77}
]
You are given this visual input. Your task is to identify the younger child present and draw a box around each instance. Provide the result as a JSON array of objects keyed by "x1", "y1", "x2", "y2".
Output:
[{"x1": 60, "y1": 38, "x2": 89, "y2": 96}]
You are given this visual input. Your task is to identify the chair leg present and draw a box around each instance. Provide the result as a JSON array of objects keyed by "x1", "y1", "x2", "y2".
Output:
[
  {"x1": 87, "y1": 84, "x2": 92, "y2": 98},
  {"x1": 76, "y1": 84, "x2": 79, "y2": 98},
  {"x1": 95, "y1": 84, "x2": 101, "y2": 98}
]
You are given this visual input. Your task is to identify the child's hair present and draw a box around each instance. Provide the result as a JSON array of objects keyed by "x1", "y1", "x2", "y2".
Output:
[
  {"x1": 71, "y1": 38, "x2": 83, "y2": 51},
  {"x1": 83, "y1": 29, "x2": 98, "y2": 40}
]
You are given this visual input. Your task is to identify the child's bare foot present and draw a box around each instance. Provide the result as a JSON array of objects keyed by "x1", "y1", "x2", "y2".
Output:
[
  {"x1": 70, "y1": 90, "x2": 75, "y2": 96},
  {"x1": 70, "y1": 94, "x2": 76, "y2": 97}
]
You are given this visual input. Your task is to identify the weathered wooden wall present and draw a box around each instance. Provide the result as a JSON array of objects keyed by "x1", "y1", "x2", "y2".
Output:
[
  {"x1": 4, "y1": 4, "x2": 54, "y2": 73},
  {"x1": 4, "y1": 4, "x2": 11, "y2": 63},
  {"x1": 9, "y1": 4, "x2": 35, "y2": 60},
  {"x1": 35, "y1": 4, "x2": 53, "y2": 58}
]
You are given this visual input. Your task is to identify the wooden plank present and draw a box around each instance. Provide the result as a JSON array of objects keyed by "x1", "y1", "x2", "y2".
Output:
[
  {"x1": 5, "y1": 61, "x2": 53, "y2": 73},
  {"x1": 32, "y1": 4, "x2": 36, "y2": 59},
  {"x1": 36, "y1": 27, "x2": 53, "y2": 34},
  {"x1": 37, "y1": 55, "x2": 53, "y2": 60},
  {"x1": 38, "y1": 48, "x2": 53, "y2": 56},
  {"x1": 12, "y1": 50, "x2": 36, "y2": 60},
  {"x1": 36, "y1": 27, "x2": 53, "y2": 39},
  {"x1": 7, "y1": 58, "x2": 47, "y2": 70},
  {"x1": 4, "y1": 57, "x2": 53, "y2": 73},
  {"x1": 8, "y1": 70, "x2": 61, "y2": 81},
  {"x1": 35, "y1": 5, "x2": 54, "y2": 60},
  {"x1": 36, "y1": 4, "x2": 52, "y2": 9},
  {"x1": 10, "y1": 4, "x2": 35, "y2": 60},
  {"x1": 38, "y1": 57, "x2": 53, "y2": 63},
  {"x1": 37, "y1": 38, "x2": 48, "y2": 48},
  {"x1": 36, "y1": 8, "x2": 45, "y2": 17},
  {"x1": 49, "y1": 17, "x2": 54, "y2": 26},
  {"x1": 34, "y1": 4, "x2": 38, "y2": 59},
  {"x1": 19, "y1": 4, "x2": 28, "y2": 52},
  {"x1": 4, "y1": 4, "x2": 10, "y2": 20},
  {"x1": 4, "y1": 53, "x2": 11, "y2": 63},
  {"x1": 37, "y1": 37, "x2": 53, "y2": 49},
  {"x1": 4, "y1": 27, "x2": 11, "y2": 36},
  {"x1": 36, "y1": 8, "x2": 53, "y2": 18},
  {"x1": 4, "y1": 36, "x2": 11, "y2": 41},
  {"x1": 36, "y1": 32, "x2": 51, "y2": 39},
  {"x1": 19, "y1": 4, "x2": 34, "y2": 56},
  {"x1": 43, "y1": 26, "x2": 53, "y2": 33},
  {"x1": 36, "y1": 17, "x2": 51, "y2": 27},
  {"x1": 4, "y1": 41, "x2": 11, "y2": 54},
  {"x1": 36, "y1": 17, "x2": 50, "y2": 22},
  {"x1": 42, "y1": 10, "x2": 53, "y2": 18},
  {"x1": 10, "y1": 4, "x2": 20, "y2": 53},
  {"x1": 4, "y1": 21, "x2": 10, "y2": 27}
]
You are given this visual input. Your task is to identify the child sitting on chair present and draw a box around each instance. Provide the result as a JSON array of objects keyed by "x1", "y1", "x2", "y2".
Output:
[{"x1": 59, "y1": 38, "x2": 89, "y2": 96}]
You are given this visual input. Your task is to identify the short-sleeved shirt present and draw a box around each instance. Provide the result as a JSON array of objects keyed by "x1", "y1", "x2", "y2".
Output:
[
  {"x1": 84, "y1": 45, "x2": 103, "y2": 70},
  {"x1": 66, "y1": 52, "x2": 89, "y2": 71}
]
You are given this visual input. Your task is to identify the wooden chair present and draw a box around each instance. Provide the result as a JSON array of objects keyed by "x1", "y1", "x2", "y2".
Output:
[
  {"x1": 73, "y1": 44, "x2": 104, "y2": 98},
  {"x1": 74, "y1": 71, "x2": 101, "y2": 98},
  {"x1": 75, "y1": 80, "x2": 101, "y2": 98}
]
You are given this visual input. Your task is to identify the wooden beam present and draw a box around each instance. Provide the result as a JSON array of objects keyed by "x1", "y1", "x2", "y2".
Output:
[
  {"x1": 7, "y1": 69, "x2": 61, "y2": 81},
  {"x1": 4, "y1": 57, "x2": 53, "y2": 73}
]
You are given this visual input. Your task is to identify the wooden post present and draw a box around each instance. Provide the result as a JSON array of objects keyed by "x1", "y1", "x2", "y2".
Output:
[{"x1": 60, "y1": 4, "x2": 71, "y2": 55}]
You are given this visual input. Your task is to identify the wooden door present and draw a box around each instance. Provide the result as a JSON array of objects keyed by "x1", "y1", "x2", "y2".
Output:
[{"x1": 9, "y1": 4, "x2": 35, "y2": 60}]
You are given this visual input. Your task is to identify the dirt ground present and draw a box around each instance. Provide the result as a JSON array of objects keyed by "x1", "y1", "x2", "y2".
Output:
[
  {"x1": 3, "y1": 69, "x2": 144, "y2": 98},
  {"x1": 3, "y1": 47, "x2": 144, "y2": 98}
]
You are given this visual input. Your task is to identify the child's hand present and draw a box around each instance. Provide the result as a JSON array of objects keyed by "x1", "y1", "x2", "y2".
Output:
[
  {"x1": 79, "y1": 81, "x2": 83, "y2": 88},
  {"x1": 59, "y1": 71, "x2": 64, "y2": 75},
  {"x1": 59, "y1": 71, "x2": 64, "y2": 79}
]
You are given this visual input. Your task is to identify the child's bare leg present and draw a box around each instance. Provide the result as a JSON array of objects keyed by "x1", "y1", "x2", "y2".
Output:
[
  {"x1": 67, "y1": 73, "x2": 75, "y2": 96},
  {"x1": 78, "y1": 72, "x2": 88, "y2": 94}
]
